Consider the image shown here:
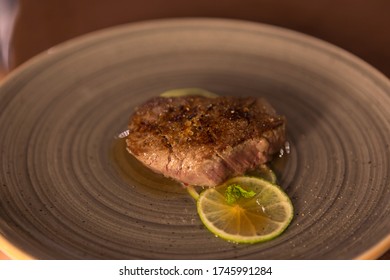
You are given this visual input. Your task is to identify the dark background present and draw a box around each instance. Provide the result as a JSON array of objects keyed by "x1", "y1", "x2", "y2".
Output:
[
  {"x1": 11, "y1": 0, "x2": 390, "y2": 79},
  {"x1": 2, "y1": 0, "x2": 389, "y2": 259}
]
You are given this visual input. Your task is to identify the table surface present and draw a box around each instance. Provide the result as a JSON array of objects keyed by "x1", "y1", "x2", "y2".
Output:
[{"x1": 1, "y1": 0, "x2": 389, "y2": 260}]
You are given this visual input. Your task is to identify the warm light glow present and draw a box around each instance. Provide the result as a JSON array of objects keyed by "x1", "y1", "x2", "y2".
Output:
[{"x1": 0, "y1": 0, "x2": 19, "y2": 70}]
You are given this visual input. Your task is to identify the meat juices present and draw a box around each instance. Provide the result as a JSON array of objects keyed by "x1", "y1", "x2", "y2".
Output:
[{"x1": 126, "y1": 96, "x2": 286, "y2": 187}]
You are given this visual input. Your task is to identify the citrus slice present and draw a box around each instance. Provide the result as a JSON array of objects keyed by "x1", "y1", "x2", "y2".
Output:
[
  {"x1": 246, "y1": 164, "x2": 277, "y2": 184},
  {"x1": 160, "y1": 88, "x2": 218, "y2": 98},
  {"x1": 186, "y1": 185, "x2": 202, "y2": 200},
  {"x1": 197, "y1": 176, "x2": 293, "y2": 244},
  {"x1": 187, "y1": 165, "x2": 277, "y2": 201}
]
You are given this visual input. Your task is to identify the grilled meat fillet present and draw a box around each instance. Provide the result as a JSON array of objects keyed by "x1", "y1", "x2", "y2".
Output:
[{"x1": 126, "y1": 96, "x2": 286, "y2": 187}]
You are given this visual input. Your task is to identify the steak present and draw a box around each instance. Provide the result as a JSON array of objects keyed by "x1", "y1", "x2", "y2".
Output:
[{"x1": 126, "y1": 96, "x2": 286, "y2": 187}]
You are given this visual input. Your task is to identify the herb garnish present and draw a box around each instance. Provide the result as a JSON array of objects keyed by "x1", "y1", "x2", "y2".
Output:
[{"x1": 225, "y1": 184, "x2": 256, "y2": 205}]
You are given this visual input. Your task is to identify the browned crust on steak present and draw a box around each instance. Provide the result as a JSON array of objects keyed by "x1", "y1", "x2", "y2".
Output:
[{"x1": 126, "y1": 96, "x2": 286, "y2": 187}]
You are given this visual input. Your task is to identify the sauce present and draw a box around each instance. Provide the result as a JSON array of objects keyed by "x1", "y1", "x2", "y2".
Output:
[{"x1": 110, "y1": 137, "x2": 186, "y2": 195}]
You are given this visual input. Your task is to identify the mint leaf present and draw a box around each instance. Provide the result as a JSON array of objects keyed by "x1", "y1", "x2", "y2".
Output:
[{"x1": 225, "y1": 184, "x2": 256, "y2": 205}]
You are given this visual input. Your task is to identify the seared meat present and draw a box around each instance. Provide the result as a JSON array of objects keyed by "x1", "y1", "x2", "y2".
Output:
[{"x1": 126, "y1": 96, "x2": 285, "y2": 187}]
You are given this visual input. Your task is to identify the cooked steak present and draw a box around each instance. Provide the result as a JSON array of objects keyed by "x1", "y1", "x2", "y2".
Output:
[{"x1": 126, "y1": 96, "x2": 286, "y2": 187}]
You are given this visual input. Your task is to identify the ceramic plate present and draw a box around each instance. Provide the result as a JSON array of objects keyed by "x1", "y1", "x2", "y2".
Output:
[{"x1": 0, "y1": 18, "x2": 389, "y2": 259}]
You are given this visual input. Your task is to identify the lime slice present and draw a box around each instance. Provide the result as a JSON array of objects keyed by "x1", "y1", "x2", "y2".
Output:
[
  {"x1": 246, "y1": 164, "x2": 277, "y2": 184},
  {"x1": 187, "y1": 165, "x2": 277, "y2": 201},
  {"x1": 197, "y1": 176, "x2": 293, "y2": 244},
  {"x1": 186, "y1": 185, "x2": 202, "y2": 200},
  {"x1": 160, "y1": 88, "x2": 218, "y2": 98}
]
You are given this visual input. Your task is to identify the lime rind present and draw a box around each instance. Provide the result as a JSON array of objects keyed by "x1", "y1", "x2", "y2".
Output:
[
  {"x1": 246, "y1": 164, "x2": 277, "y2": 184},
  {"x1": 186, "y1": 186, "x2": 201, "y2": 200},
  {"x1": 187, "y1": 165, "x2": 277, "y2": 202},
  {"x1": 160, "y1": 88, "x2": 219, "y2": 98}
]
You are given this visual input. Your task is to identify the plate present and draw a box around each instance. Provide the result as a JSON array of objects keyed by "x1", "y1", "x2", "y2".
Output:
[{"x1": 0, "y1": 18, "x2": 389, "y2": 259}]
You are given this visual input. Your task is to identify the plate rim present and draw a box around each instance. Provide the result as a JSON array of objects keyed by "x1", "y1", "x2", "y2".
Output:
[{"x1": 1, "y1": 17, "x2": 389, "y2": 89}]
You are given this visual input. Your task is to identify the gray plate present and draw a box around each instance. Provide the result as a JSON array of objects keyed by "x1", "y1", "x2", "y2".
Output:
[{"x1": 0, "y1": 18, "x2": 389, "y2": 259}]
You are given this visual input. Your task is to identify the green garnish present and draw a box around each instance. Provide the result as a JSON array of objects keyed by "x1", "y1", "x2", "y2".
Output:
[{"x1": 225, "y1": 184, "x2": 256, "y2": 204}]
